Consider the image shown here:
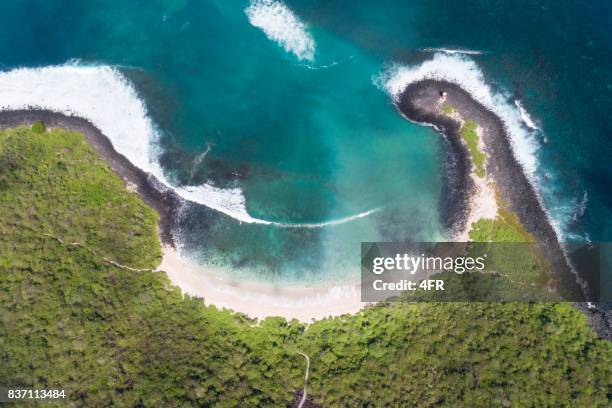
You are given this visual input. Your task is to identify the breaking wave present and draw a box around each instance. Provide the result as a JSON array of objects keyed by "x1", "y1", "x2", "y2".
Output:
[
  {"x1": 514, "y1": 99, "x2": 540, "y2": 130},
  {"x1": 374, "y1": 53, "x2": 588, "y2": 290},
  {"x1": 245, "y1": 0, "x2": 315, "y2": 62},
  {"x1": 0, "y1": 63, "x2": 376, "y2": 228},
  {"x1": 374, "y1": 53, "x2": 540, "y2": 177}
]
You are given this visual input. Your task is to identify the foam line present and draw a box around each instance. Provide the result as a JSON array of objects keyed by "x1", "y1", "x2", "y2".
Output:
[
  {"x1": 0, "y1": 64, "x2": 376, "y2": 228},
  {"x1": 0, "y1": 64, "x2": 259, "y2": 223},
  {"x1": 296, "y1": 55, "x2": 355, "y2": 70},
  {"x1": 245, "y1": 0, "x2": 315, "y2": 61},
  {"x1": 375, "y1": 53, "x2": 588, "y2": 291},
  {"x1": 421, "y1": 47, "x2": 485, "y2": 56},
  {"x1": 275, "y1": 207, "x2": 381, "y2": 228},
  {"x1": 514, "y1": 99, "x2": 540, "y2": 130},
  {"x1": 375, "y1": 53, "x2": 539, "y2": 177}
]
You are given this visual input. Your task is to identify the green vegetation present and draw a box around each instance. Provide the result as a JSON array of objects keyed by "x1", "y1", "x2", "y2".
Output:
[
  {"x1": 0, "y1": 126, "x2": 160, "y2": 268},
  {"x1": 304, "y1": 302, "x2": 610, "y2": 407},
  {"x1": 460, "y1": 119, "x2": 486, "y2": 177},
  {"x1": 469, "y1": 198, "x2": 535, "y2": 244},
  {"x1": 31, "y1": 120, "x2": 46, "y2": 134},
  {"x1": 442, "y1": 103, "x2": 455, "y2": 114},
  {"x1": 1, "y1": 126, "x2": 610, "y2": 407},
  {"x1": 0, "y1": 126, "x2": 301, "y2": 406},
  {"x1": 468, "y1": 193, "x2": 556, "y2": 294}
]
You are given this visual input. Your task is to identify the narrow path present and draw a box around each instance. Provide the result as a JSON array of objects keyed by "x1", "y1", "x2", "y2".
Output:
[
  {"x1": 102, "y1": 257, "x2": 154, "y2": 272},
  {"x1": 40, "y1": 231, "x2": 154, "y2": 272},
  {"x1": 297, "y1": 352, "x2": 310, "y2": 408}
]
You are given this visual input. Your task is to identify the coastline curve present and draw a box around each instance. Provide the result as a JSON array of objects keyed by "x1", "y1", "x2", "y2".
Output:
[
  {"x1": 0, "y1": 109, "x2": 366, "y2": 322},
  {"x1": 395, "y1": 79, "x2": 586, "y2": 301}
]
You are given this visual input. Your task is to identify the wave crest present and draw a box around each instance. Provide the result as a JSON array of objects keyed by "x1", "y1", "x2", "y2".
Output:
[
  {"x1": 245, "y1": 0, "x2": 315, "y2": 62},
  {"x1": 0, "y1": 64, "x2": 261, "y2": 223},
  {"x1": 374, "y1": 53, "x2": 539, "y2": 177},
  {"x1": 0, "y1": 64, "x2": 376, "y2": 228},
  {"x1": 374, "y1": 53, "x2": 588, "y2": 290},
  {"x1": 420, "y1": 47, "x2": 485, "y2": 56}
]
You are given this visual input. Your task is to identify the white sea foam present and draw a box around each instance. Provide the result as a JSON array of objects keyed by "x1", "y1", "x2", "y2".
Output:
[
  {"x1": 276, "y1": 207, "x2": 381, "y2": 228},
  {"x1": 245, "y1": 0, "x2": 315, "y2": 61},
  {"x1": 375, "y1": 53, "x2": 539, "y2": 177},
  {"x1": 297, "y1": 60, "x2": 339, "y2": 70},
  {"x1": 0, "y1": 64, "x2": 376, "y2": 228},
  {"x1": 296, "y1": 55, "x2": 355, "y2": 70},
  {"x1": 572, "y1": 191, "x2": 588, "y2": 222},
  {"x1": 514, "y1": 99, "x2": 540, "y2": 130},
  {"x1": 421, "y1": 47, "x2": 484, "y2": 56},
  {"x1": 374, "y1": 53, "x2": 588, "y2": 291},
  {"x1": 548, "y1": 190, "x2": 589, "y2": 241},
  {"x1": 0, "y1": 64, "x2": 261, "y2": 223}
]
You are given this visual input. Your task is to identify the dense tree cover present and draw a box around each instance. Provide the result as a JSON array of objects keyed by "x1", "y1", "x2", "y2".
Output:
[
  {"x1": 304, "y1": 302, "x2": 610, "y2": 407},
  {"x1": 0, "y1": 126, "x2": 610, "y2": 407},
  {"x1": 0, "y1": 126, "x2": 304, "y2": 406},
  {"x1": 0, "y1": 126, "x2": 161, "y2": 269}
]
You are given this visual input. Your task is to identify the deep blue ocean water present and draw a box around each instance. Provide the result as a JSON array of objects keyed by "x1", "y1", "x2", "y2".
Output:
[{"x1": 1, "y1": 0, "x2": 610, "y2": 283}]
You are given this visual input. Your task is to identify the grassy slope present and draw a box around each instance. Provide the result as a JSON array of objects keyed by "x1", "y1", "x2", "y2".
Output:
[
  {"x1": 460, "y1": 120, "x2": 486, "y2": 178},
  {"x1": 444, "y1": 105, "x2": 555, "y2": 294},
  {"x1": 0, "y1": 126, "x2": 610, "y2": 407},
  {"x1": 467, "y1": 193, "x2": 556, "y2": 291}
]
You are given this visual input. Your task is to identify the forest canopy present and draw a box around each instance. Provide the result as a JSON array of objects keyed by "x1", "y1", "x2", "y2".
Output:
[{"x1": 0, "y1": 125, "x2": 610, "y2": 407}]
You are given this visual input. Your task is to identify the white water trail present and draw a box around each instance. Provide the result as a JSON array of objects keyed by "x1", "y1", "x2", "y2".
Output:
[
  {"x1": 420, "y1": 47, "x2": 485, "y2": 56},
  {"x1": 296, "y1": 55, "x2": 355, "y2": 70},
  {"x1": 245, "y1": 0, "x2": 315, "y2": 62},
  {"x1": 274, "y1": 207, "x2": 381, "y2": 228},
  {"x1": 0, "y1": 63, "x2": 376, "y2": 229}
]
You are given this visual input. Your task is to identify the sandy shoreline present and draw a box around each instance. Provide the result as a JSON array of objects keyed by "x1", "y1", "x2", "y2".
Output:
[
  {"x1": 394, "y1": 101, "x2": 498, "y2": 241},
  {"x1": 0, "y1": 109, "x2": 366, "y2": 322},
  {"x1": 158, "y1": 246, "x2": 364, "y2": 322},
  {"x1": 2, "y1": 98, "x2": 606, "y2": 330}
]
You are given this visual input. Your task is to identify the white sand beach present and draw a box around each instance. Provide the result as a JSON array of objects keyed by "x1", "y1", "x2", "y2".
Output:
[{"x1": 157, "y1": 246, "x2": 367, "y2": 322}]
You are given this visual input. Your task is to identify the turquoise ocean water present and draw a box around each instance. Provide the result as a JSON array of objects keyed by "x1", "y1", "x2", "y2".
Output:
[{"x1": 1, "y1": 0, "x2": 610, "y2": 283}]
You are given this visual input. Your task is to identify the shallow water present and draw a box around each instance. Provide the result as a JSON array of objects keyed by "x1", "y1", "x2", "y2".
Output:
[{"x1": 1, "y1": 0, "x2": 610, "y2": 283}]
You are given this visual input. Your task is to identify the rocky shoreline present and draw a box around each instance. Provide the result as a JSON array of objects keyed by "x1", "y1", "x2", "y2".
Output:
[
  {"x1": 1, "y1": 107, "x2": 609, "y2": 338},
  {"x1": 0, "y1": 110, "x2": 180, "y2": 247},
  {"x1": 0, "y1": 109, "x2": 368, "y2": 322},
  {"x1": 396, "y1": 90, "x2": 475, "y2": 236},
  {"x1": 396, "y1": 80, "x2": 611, "y2": 339}
]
